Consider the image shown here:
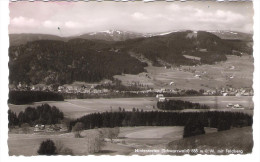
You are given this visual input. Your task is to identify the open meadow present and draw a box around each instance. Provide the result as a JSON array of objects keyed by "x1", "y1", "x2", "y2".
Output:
[
  {"x1": 114, "y1": 55, "x2": 253, "y2": 90},
  {"x1": 9, "y1": 96, "x2": 253, "y2": 119},
  {"x1": 8, "y1": 98, "x2": 156, "y2": 119}
]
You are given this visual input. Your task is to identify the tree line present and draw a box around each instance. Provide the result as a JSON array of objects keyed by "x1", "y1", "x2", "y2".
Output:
[
  {"x1": 8, "y1": 91, "x2": 64, "y2": 105},
  {"x1": 69, "y1": 111, "x2": 252, "y2": 132},
  {"x1": 157, "y1": 100, "x2": 210, "y2": 110},
  {"x1": 8, "y1": 104, "x2": 64, "y2": 127}
]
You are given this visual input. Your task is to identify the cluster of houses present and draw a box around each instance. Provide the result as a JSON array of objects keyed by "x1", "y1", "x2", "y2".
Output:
[
  {"x1": 10, "y1": 82, "x2": 111, "y2": 94},
  {"x1": 226, "y1": 103, "x2": 245, "y2": 109},
  {"x1": 219, "y1": 87, "x2": 253, "y2": 96},
  {"x1": 10, "y1": 83, "x2": 56, "y2": 92},
  {"x1": 34, "y1": 124, "x2": 65, "y2": 132},
  {"x1": 156, "y1": 94, "x2": 166, "y2": 102},
  {"x1": 200, "y1": 87, "x2": 253, "y2": 96},
  {"x1": 57, "y1": 85, "x2": 110, "y2": 94},
  {"x1": 10, "y1": 82, "x2": 253, "y2": 97}
]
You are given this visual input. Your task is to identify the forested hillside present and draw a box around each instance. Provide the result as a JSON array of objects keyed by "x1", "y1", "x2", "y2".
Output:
[
  {"x1": 9, "y1": 39, "x2": 147, "y2": 85},
  {"x1": 122, "y1": 31, "x2": 251, "y2": 65},
  {"x1": 9, "y1": 30, "x2": 252, "y2": 85}
]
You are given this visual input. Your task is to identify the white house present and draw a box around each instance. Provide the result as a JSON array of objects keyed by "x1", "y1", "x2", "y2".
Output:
[
  {"x1": 158, "y1": 97, "x2": 166, "y2": 102},
  {"x1": 156, "y1": 94, "x2": 164, "y2": 98},
  {"x1": 226, "y1": 103, "x2": 234, "y2": 108},
  {"x1": 233, "y1": 104, "x2": 244, "y2": 109},
  {"x1": 34, "y1": 124, "x2": 45, "y2": 132},
  {"x1": 223, "y1": 93, "x2": 228, "y2": 96}
]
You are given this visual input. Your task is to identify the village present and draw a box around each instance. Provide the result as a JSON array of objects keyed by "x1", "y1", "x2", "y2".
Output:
[{"x1": 9, "y1": 82, "x2": 254, "y2": 97}]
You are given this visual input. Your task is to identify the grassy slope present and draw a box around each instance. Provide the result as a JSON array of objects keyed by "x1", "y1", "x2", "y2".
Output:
[
  {"x1": 167, "y1": 126, "x2": 253, "y2": 155},
  {"x1": 115, "y1": 55, "x2": 253, "y2": 90}
]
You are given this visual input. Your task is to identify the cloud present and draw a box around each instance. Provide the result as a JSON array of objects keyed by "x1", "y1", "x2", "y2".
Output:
[
  {"x1": 167, "y1": 4, "x2": 179, "y2": 11},
  {"x1": 65, "y1": 21, "x2": 83, "y2": 29},
  {"x1": 194, "y1": 9, "x2": 245, "y2": 24},
  {"x1": 243, "y1": 23, "x2": 253, "y2": 33},
  {"x1": 9, "y1": 2, "x2": 253, "y2": 36},
  {"x1": 10, "y1": 16, "x2": 38, "y2": 27},
  {"x1": 42, "y1": 20, "x2": 61, "y2": 28},
  {"x1": 131, "y1": 12, "x2": 149, "y2": 20}
]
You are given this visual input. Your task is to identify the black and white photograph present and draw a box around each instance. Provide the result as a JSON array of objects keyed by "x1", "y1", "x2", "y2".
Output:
[{"x1": 1, "y1": 0, "x2": 259, "y2": 159}]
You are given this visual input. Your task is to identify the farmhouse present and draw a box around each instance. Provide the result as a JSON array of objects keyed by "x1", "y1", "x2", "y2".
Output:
[
  {"x1": 156, "y1": 94, "x2": 164, "y2": 98},
  {"x1": 222, "y1": 93, "x2": 228, "y2": 96},
  {"x1": 233, "y1": 104, "x2": 244, "y2": 109},
  {"x1": 226, "y1": 103, "x2": 234, "y2": 108},
  {"x1": 158, "y1": 97, "x2": 166, "y2": 102},
  {"x1": 34, "y1": 124, "x2": 45, "y2": 132}
]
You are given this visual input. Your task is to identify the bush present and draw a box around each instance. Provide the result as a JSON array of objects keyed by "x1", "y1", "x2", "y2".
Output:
[
  {"x1": 72, "y1": 122, "x2": 84, "y2": 138},
  {"x1": 86, "y1": 130, "x2": 105, "y2": 153},
  {"x1": 37, "y1": 139, "x2": 57, "y2": 155},
  {"x1": 98, "y1": 127, "x2": 120, "y2": 143},
  {"x1": 108, "y1": 127, "x2": 120, "y2": 142}
]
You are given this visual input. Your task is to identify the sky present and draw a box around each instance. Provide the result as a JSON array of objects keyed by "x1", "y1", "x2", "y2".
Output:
[{"x1": 9, "y1": 1, "x2": 254, "y2": 36}]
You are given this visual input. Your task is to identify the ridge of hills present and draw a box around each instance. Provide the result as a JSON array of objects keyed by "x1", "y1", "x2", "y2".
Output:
[
  {"x1": 9, "y1": 29, "x2": 253, "y2": 46},
  {"x1": 9, "y1": 30, "x2": 253, "y2": 85}
]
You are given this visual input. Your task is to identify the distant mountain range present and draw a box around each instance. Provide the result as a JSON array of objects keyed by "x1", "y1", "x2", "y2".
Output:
[
  {"x1": 9, "y1": 30, "x2": 253, "y2": 85},
  {"x1": 206, "y1": 30, "x2": 253, "y2": 41},
  {"x1": 75, "y1": 30, "x2": 143, "y2": 41},
  {"x1": 9, "y1": 30, "x2": 142, "y2": 46},
  {"x1": 9, "y1": 30, "x2": 253, "y2": 46}
]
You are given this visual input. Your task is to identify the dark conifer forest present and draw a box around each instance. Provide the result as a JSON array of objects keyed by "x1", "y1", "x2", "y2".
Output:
[
  {"x1": 69, "y1": 111, "x2": 252, "y2": 131},
  {"x1": 8, "y1": 91, "x2": 64, "y2": 105},
  {"x1": 8, "y1": 104, "x2": 64, "y2": 127},
  {"x1": 157, "y1": 100, "x2": 210, "y2": 110}
]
